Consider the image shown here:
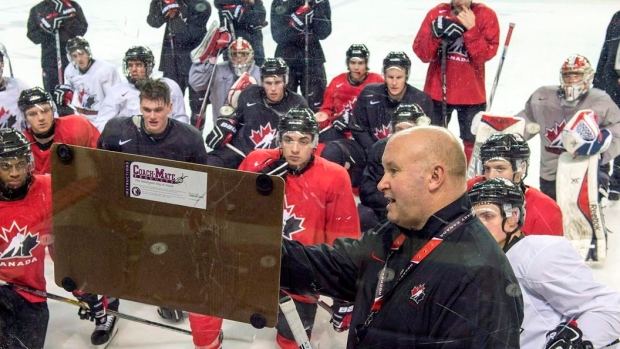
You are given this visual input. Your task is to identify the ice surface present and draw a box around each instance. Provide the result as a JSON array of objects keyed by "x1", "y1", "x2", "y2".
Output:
[{"x1": 2, "y1": 0, "x2": 620, "y2": 347}]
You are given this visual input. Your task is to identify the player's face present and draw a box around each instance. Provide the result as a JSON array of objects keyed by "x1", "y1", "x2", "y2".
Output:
[
  {"x1": 24, "y1": 103, "x2": 54, "y2": 134},
  {"x1": 472, "y1": 203, "x2": 508, "y2": 247},
  {"x1": 0, "y1": 156, "x2": 30, "y2": 191},
  {"x1": 70, "y1": 49, "x2": 90, "y2": 70},
  {"x1": 230, "y1": 50, "x2": 250, "y2": 64},
  {"x1": 378, "y1": 136, "x2": 429, "y2": 229},
  {"x1": 393, "y1": 121, "x2": 415, "y2": 133},
  {"x1": 384, "y1": 68, "x2": 407, "y2": 98},
  {"x1": 348, "y1": 58, "x2": 367, "y2": 81},
  {"x1": 483, "y1": 159, "x2": 519, "y2": 182},
  {"x1": 281, "y1": 132, "x2": 314, "y2": 170},
  {"x1": 562, "y1": 72, "x2": 585, "y2": 85},
  {"x1": 452, "y1": 0, "x2": 472, "y2": 11},
  {"x1": 127, "y1": 60, "x2": 147, "y2": 80},
  {"x1": 263, "y1": 76, "x2": 286, "y2": 103},
  {"x1": 140, "y1": 98, "x2": 172, "y2": 135}
]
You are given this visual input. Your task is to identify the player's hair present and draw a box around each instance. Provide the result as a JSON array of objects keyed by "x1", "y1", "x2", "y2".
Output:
[{"x1": 138, "y1": 78, "x2": 171, "y2": 105}]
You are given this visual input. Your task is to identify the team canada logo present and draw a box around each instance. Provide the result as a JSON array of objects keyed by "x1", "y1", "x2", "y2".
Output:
[
  {"x1": 0, "y1": 222, "x2": 40, "y2": 259},
  {"x1": 544, "y1": 119, "x2": 567, "y2": 154},
  {"x1": 282, "y1": 197, "x2": 305, "y2": 239},
  {"x1": 408, "y1": 283, "x2": 426, "y2": 307},
  {"x1": 373, "y1": 124, "x2": 391, "y2": 140},
  {"x1": 447, "y1": 37, "x2": 469, "y2": 61},
  {"x1": 77, "y1": 86, "x2": 98, "y2": 110},
  {"x1": 0, "y1": 107, "x2": 18, "y2": 129},
  {"x1": 250, "y1": 123, "x2": 277, "y2": 149}
]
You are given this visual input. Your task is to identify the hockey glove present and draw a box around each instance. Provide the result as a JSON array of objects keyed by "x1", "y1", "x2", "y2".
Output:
[
  {"x1": 227, "y1": 73, "x2": 258, "y2": 109},
  {"x1": 38, "y1": 0, "x2": 77, "y2": 34},
  {"x1": 330, "y1": 300, "x2": 354, "y2": 332},
  {"x1": 289, "y1": 4, "x2": 314, "y2": 32},
  {"x1": 431, "y1": 16, "x2": 466, "y2": 41},
  {"x1": 161, "y1": 0, "x2": 180, "y2": 19},
  {"x1": 545, "y1": 321, "x2": 593, "y2": 349},
  {"x1": 73, "y1": 291, "x2": 108, "y2": 325},
  {"x1": 259, "y1": 156, "x2": 288, "y2": 179},
  {"x1": 332, "y1": 110, "x2": 351, "y2": 133},
  {"x1": 53, "y1": 84, "x2": 73, "y2": 107},
  {"x1": 221, "y1": 4, "x2": 245, "y2": 24},
  {"x1": 563, "y1": 128, "x2": 612, "y2": 157},
  {"x1": 205, "y1": 117, "x2": 238, "y2": 149},
  {"x1": 194, "y1": 27, "x2": 232, "y2": 63}
]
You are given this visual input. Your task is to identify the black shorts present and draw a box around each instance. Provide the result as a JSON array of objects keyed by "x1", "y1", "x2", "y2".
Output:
[{"x1": 0, "y1": 285, "x2": 49, "y2": 349}]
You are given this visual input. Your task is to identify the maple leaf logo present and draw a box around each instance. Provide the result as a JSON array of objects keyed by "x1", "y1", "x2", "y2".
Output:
[
  {"x1": 0, "y1": 107, "x2": 6, "y2": 118},
  {"x1": 545, "y1": 119, "x2": 567, "y2": 150},
  {"x1": 282, "y1": 197, "x2": 304, "y2": 239},
  {"x1": 374, "y1": 124, "x2": 391, "y2": 140},
  {"x1": 78, "y1": 88, "x2": 87, "y2": 104},
  {"x1": 409, "y1": 283, "x2": 426, "y2": 305},
  {"x1": 0, "y1": 222, "x2": 40, "y2": 259},
  {"x1": 250, "y1": 123, "x2": 277, "y2": 149}
]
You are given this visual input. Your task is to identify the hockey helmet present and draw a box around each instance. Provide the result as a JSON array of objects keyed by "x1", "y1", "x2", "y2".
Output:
[
  {"x1": 123, "y1": 46, "x2": 155, "y2": 83},
  {"x1": 228, "y1": 37, "x2": 255, "y2": 76},
  {"x1": 480, "y1": 133, "x2": 530, "y2": 182},
  {"x1": 261, "y1": 57, "x2": 289, "y2": 83},
  {"x1": 391, "y1": 103, "x2": 430, "y2": 132},
  {"x1": 468, "y1": 177, "x2": 525, "y2": 230},
  {"x1": 383, "y1": 51, "x2": 411, "y2": 76},
  {"x1": 278, "y1": 107, "x2": 319, "y2": 147},
  {"x1": 559, "y1": 54, "x2": 594, "y2": 102},
  {"x1": 66, "y1": 36, "x2": 92, "y2": 57},
  {"x1": 0, "y1": 128, "x2": 34, "y2": 182},
  {"x1": 346, "y1": 44, "x2": 370, "y2": 65},
  {"x1": 18, "y1": 87, "x2": 56, "y2": 113}
]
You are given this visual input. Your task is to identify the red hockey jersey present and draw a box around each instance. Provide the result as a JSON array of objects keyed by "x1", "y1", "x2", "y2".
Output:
[
  {"x1": 0, "y1": 175, "x2": 53, "y2": 303},
  {"x1": 24, "y1": 114, "x2": 100, "y2": 175},
  {"x1": 239, "y1": 149, "x2": 361, "y2": 245}
]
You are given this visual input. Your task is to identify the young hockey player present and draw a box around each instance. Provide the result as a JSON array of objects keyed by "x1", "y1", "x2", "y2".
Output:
[
  {"x1": 314, "y1": 44, "x2": 384, "y2": 144},
  {"x1": 467, "y1": 133, "x2": 563, "y2": 237},
  {"x1": 94, "y1": 46, "x2": 189, "y2": 131},
  {"x1": 517, "y1": 54, "x2": 620, "y2": 200},
  {"x1": 469, "y1": 177, "x2": 620, "y2": 349},
  {"x1": 0, "y1": 44, "x2": 30, "y2": 130},
  {"x1": 0, "y1": 129, "x2": 53, "y2": 349},
  {"x1": 18, "y1": 87, "x2": 99, "y2": 175},
  {"x1": 206, "y1": 57, "x2": 308, "y2": 169},
  {"x1": 238, "y1": 107, "x2": 360, "y2": 348},
  {"x1": 59, "y1": 36, "x2": 122, "y2": 123},
  {"x1": 214, "y1": 0, "x2": 267, "y2": 66}
]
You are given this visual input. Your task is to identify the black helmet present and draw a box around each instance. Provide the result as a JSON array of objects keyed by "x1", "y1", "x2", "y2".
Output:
[
  {"x1": 123, "y1": 46, "x2": 155, "y2": 83},
  {"x1": 382, "y1": 51, "x2": 411, "y2": 76},
  {"x1": 66, "y1": 36, "x2": 91, "y2": 56},
  {"x1": 480, "y1": 133, "x2": 530, "y2": 181},
  {"x1": 278, "y1": 108, "x2": 319, "y2": 146},
  {"x1": 391, "y1": 103, "x2": 429, "y2": 131},
  {"x1": 261, "y1": 57, "x2": 289, "y2": 83},
  {"x1": 468, "y1": 177, "x2": 525, "y2": 229},
  {"x1": 18, "y1": 87, "x2": 54, "y2": 112},
  {"x1": 0, "y1": 128, "x2": 31, "y2": 159},
  {"x1": 346, "y1": 44, "x2": 370, "y2": 65}
]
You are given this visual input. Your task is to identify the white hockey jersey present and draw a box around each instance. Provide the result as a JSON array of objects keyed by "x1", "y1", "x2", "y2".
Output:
[
  {"x1": 64, "y1": 59, "x2": 122, "y2": 122},
  {"x1": 189, "y1": 61, "x2": 261, "y2": 121},
  {"x1": 507, "y1": 235, "x2": 620, "y2": 348},
  {"x1": 94, "y1": 77, "x2": 189, "y2": 131},
  {"x1": 0, "y1": 77, "x2": 30, "y2": 130}
]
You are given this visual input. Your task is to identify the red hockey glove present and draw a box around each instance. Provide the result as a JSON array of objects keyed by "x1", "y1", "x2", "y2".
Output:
[
  {"x1": 53, "y1": 84, "x2": 73, "y2": 107},
  {"x1": 198, "y1": 27, "x2": 232, "y2": 63},
  {"x1": 161, "y1": 0, "x2": 180, "y2": 19},
  {"x1": 545, "y1": 321, "x2": 593, "y2": 349},
  {"x1": 330, "y1": 300, "x2": 354, "y2": 332},
  {"x1": 73, "y1": 291, "x2": 108, "y2": 325},
  {"x1": 205, "y1": 117, "x2": 238, "y2": 149},
  {"x1": 289, "y1": 4, "x2": 314, "y2": 32},
  {"x1": 227, "y1": 73, "x2": 258, "y2": 109}
]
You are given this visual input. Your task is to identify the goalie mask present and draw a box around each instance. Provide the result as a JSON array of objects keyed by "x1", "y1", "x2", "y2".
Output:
[
  {"x1": 228, "y1": 37, "x2": 255, "y2": 76},
  {"x1": 391, "y1": 103, "x2": 430, "y2": 133},
  {"x1": 0, "y1": 128, "x2": 35, "y2": 201},
  {"x1": 123, "y1": 46, "x2": 155, "y2": 84},
  {"x1": 480, "y1": 133, "x2": 530, "y2": 183},
  {"x1": 278, "y1": 107, "x2": 319, "y2": 148},
  {"x1": 469, "y1": 177, "x2": 525, "y2": 242},
  {"x1": 559, "y1": 54, "x2": 594, "y2": 103}
]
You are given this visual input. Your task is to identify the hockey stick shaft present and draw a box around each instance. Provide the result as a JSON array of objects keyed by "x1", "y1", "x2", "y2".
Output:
[
  {"x1": 55, "y1": 30, "x2": 64, "y2": 85},
  {"x1": 304, "y1": 0, "x2": 310, "y2": 103},
  {"x1": 279, "y1": 296, "x2": 313, "y2": 349},
  {"x1": 305, "y1": 294, "x2": 333, "y2": 315},
  {"x1": 440, "y1": 39, "x2": 448, "y2": 126},
  {"x1": 195, "y1": 49, "x2": 221, "y2": 130},
  {"x1": 226, "y1": 143, "x2": 246, "y2": 158},
  {"x1": 487, "y1": 22, "x2": 515, "y2": 111}
]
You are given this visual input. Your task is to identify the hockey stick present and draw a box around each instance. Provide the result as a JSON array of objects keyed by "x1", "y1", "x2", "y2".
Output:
[
  {"x1": 195, "y1": 51, "x2": 219, "y2": 131},
  {"x1": 55, "y1": 30, "x2": 64, "y2": 85},
  {"x1": 279, "y1": 296, "x2": 313, "y2": 349},
  {"x1": 0, "y1": 43, "x2": 14, "y2": 78},
  {"x1": 305, "y1": 294, "x2": 333, "y2": 315},
  {"x1": 440, "y1": 39, "x2": 448, "y2": 126},
  {"x1": 304, "y1": 0, "x2": 310, "y2": 103},
  {"x1": 487, "y1": 22, "x2": 515, "y2": 111},
  {"x1": 226, "y1": 143, "x2": 246, "y2": 158}
]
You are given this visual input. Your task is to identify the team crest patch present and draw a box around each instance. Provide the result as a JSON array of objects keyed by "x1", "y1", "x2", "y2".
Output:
[{"x1": 407, "y1": 284, "x2": 426, "y2": 307}]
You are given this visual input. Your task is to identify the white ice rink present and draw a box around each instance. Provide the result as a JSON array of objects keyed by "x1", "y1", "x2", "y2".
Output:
[{"x1": 2, "y1": 0, "x2": 620, "y2": 348}]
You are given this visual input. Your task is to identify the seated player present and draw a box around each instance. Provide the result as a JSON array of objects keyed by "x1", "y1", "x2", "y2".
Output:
[{"x1": 0, "y1": 43, "x2": 30, "y2": 130}]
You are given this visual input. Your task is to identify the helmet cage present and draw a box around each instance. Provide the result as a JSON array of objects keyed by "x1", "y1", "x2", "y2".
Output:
[
  {"x1": 66, "y1": 36, "x2": 92, "y2": 66},
  {"x1": 559, "y1": 55, "x2": 594, "y2": 102},
  {"x1": 228, "y1": 38, "x2": 255, "y2": 76},
  {"x1": 123, "y1": 46, "x2": 155, "y2": 83}
]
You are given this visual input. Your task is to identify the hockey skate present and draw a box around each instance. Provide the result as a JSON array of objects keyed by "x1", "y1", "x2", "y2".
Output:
[{"x1": 91, "y1": 314, "x2": 119, "y2": 348}]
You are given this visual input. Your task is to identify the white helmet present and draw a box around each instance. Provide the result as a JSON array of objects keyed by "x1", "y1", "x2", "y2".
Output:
[
  {"x1": 559, "y1": 54, "x2": 594, "y2": 102},
  {"x1": 228, "y1": 37, "x2": 255, "y2": 76}
]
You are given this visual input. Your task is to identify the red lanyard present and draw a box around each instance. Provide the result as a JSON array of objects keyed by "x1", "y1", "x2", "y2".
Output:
[{"x1": 365, "y1": 212, "x2": 474, "y2": 326}]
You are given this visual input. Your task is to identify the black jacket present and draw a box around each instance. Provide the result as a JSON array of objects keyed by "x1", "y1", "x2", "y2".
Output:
[
  {"x1": 350, "y1": 83, "x2": 434, "y2": 151},
  {"x1": 359, "y1": 138, "x2": 388, "y2": 219},
  {"x1": 282, "y1": 194, "x2": 523, "y2": 348},
  {"x1": 147, "y1": 0, "x2": 210, "y2": 78},
  {"x1": 27, "y1": 1, "x2": 88, "y2": 69},
  {"x1": 594, "y1": 11, "x2": 620, "y2": 106},
  {"x1": 270, "y1": 0, "x2": 331, "y2": 66}
]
